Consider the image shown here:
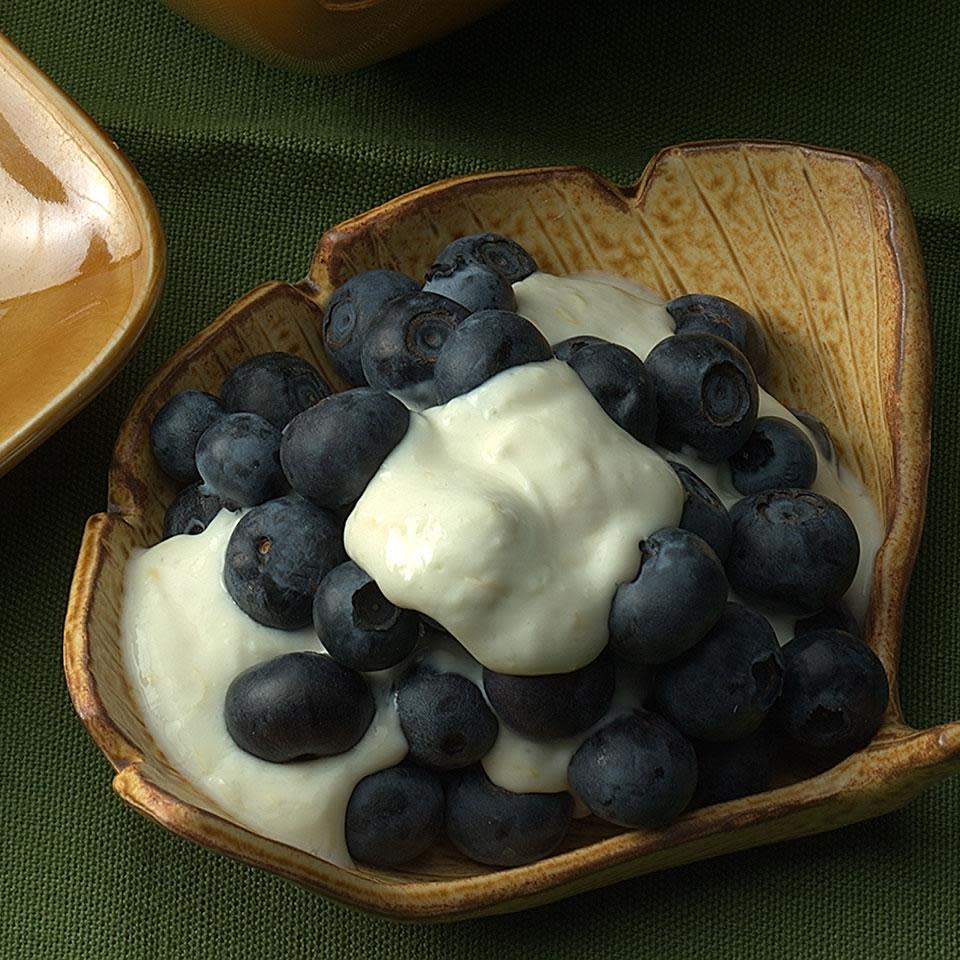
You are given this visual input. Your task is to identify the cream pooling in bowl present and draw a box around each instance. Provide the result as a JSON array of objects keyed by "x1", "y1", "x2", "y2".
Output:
[
  {"x1": 122, "y1": 509, "x2": 407, "y2": 866},
  {"x1": 121, "y1": 270, "x2": 884, "y2": 867}
]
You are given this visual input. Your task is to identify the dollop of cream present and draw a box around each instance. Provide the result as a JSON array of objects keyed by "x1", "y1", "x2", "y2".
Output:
[{"x1": 344, "y1": 359, "x2": 684, "y2": 675}]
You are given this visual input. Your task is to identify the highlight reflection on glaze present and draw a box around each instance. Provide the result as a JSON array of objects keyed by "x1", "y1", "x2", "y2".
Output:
[{"x1": 0, "y1": 37, "x2": 161, "y2": 472}]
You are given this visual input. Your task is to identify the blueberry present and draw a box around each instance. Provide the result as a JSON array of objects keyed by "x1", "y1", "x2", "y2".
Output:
[
  {"x1": 729, "y1": 416, "x2": 817, "y2": 495},
  {"x1": 224, "y1": 495, "x2": 345, "y2": 629},
  {"x1": 195, "y1": 412, "x2": 285, "y2": 507},
  {"x1": 423, "y1": 262, "x2": 517, "y2": 313},
  {"x1": 690, "y1": 728, "x2": 775, "y2": 808},
  {"x1": 567, "y1": 710, "x2": 697, "y2": 829},
  {"x1": 429, "y1": 233, "x2": 538, "y2": 284},
  {"x1": 645, "y1": 333, "x2": 759, "y2": 462},
  {"x1": 654, "y1": 603, "x2": 785, "y2": 742},
  {"x1": 482, "y1": 649, "x2": 615, "y2": 741},
  {"x1": 397, "y1": 667, "x2": 499, "y2": 770},
  {"x1": 313, "y1": 561, "x2": 418, "y2": 671},
  {"x1": 444, "y1": 766, "x2": 572, "y2": 867},
  {"x1": 559, "y1": 339, "x2": 658, "y2": 445},
  {"x1": 150, "y1": 390, "x2": 225, "y2": 484},
  {"x1": 668, "y1": 461, "x2": 733, "y2": 561},
  {"x1": 434, "y1": 310, "x2": 552, "y2": 402},
  {"x1": 219, "y1": 352, "x2": 330, "y2": 430},
  {"x1": 795, "y1": 602, "x2": 861, "y2": 640},
  {"x1": 772, "y1": 629, "x2": 889, "y2": 757},
  {"x1": 608, "y1": 527, "x2": 727, "y2": 666},
  {"x1": 552, "y1": 335, "x2": 607, "y2": 362},
  {"x1": 666, "y1": 293, "x2": 768, "y2": 380},
  {"x1": 789, "y1": 407, "x2": 835, "y2": 461},
  {"x1": 162, "y1": 483, "x2": 225, "y2": 539},
  {"x1": 345, "y1": 763, "x2": 444, "y2": 867},
  {"x1": 280, "y1": 388, "x2": 409, "y2": 509},
  {"x1": 360, "y1": 291, "x2": 469, "y2": 392},
  {"x1": 323, "y1": 270, "x2": 419, "y2": 386},
  {"x1": 224, "y1": 651, "x2": 374, "y2": 762},
  {"x1": 727, "y1": 489, "x2": 860, "y2": 615}
]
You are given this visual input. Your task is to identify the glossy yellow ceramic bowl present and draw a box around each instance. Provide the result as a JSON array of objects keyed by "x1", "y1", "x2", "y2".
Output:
[
  {"x1": 64, "y1": 141, "x2": 958, "y2": 921},
  {"x1": 163, "y1": 0, "x2": 513, "y2": 73},
  {"x1": 0, "y1": 35, "x2": 164, "y2": 476}
]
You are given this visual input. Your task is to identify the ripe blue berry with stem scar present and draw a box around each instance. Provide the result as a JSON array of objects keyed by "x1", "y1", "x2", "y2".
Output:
[
  {"x1": 608, "y1": 527, "x2": 728, "y2": 666},
  {"x1": 726, "y1": 488, "x2": 859, "y2": 615},
  {"x1": 397, "y1": 667, "x2": 499, "y2": 770},
  {"x1": 729, "y1": 416, "x2": 817, "y2": 495},
  {"x1": 429, "y1": 233, "x2": 538, "y2": 284},
  {"x1": 361, "y1": 290, "x2": 469, "y2": 394},
  {"x1": 323, "y1": 270, "x2": 419, "y2": 386},
  {"x1": 313, "y1": 561, "x2": 418, "y2": 671},
  {"x1": 223, "y1": 494, "x2": 345, "y2": 630},
  {"x1": 645, "y1": 333, "x2": 759, "y2": 462}
]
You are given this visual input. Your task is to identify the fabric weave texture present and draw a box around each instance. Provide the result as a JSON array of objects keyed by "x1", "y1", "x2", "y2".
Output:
[{"x1": 0, "y1": 1, "x2": 958, "y2": 957}]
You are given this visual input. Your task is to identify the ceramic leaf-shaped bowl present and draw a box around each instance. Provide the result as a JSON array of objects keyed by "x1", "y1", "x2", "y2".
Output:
[
  {"x1": 64, "y1": 140, "x2": 957, "y2": 921},
  {"x1": 0, "y1": 34, "x2": 164, "y2": 476}
]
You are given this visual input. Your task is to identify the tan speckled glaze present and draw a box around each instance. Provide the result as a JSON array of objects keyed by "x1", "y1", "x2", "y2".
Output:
[{"x1": 64, "y1": 142, "x2": 957, "y2": 921}]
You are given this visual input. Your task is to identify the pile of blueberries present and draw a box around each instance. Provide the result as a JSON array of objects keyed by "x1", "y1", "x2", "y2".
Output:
[{"x1": 150, "y1": 232, "x2": 890, "y2": 870}]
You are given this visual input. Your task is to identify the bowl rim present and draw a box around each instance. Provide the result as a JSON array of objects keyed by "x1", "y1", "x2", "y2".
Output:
[{"x1": 63, "y1": 139, "x2": 960, "y2": 921}]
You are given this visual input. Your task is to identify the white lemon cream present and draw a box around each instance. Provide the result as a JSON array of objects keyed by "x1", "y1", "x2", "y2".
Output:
[
  {"x1": 122, "y1": 270, "x2": 884, "y2": 865},
  {"x1": 344, "y1": 359, "x2": 684, "y2": 675},
  {"x1": 512, "y1": 272, "x2": 674, "y2": 356},
  {"x1": 122, "y1": 509, "x2": 407, "y2": 867}
]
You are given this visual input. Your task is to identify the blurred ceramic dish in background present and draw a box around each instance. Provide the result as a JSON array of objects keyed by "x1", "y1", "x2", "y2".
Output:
[
  {"x1": 163, "y1": 0, "x2": 513, "y2": 73},
  {"x1": 0, "y1": 34, "x2": 165, "y2": 477},
  {"x1": 65, "y1": 141, "x2": 959, "y2": 920}
]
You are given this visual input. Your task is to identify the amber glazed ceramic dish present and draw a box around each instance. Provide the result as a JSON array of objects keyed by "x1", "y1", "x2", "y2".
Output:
[
  {"x1": 0, "y1": 35, "x2": 164, "y2": 477},
  {"x1": 65, "y1": 141, "x2": 958, "y2": 921},
  {"x1": 163, "y1": 0, "x2": 512, "y2": 73}
]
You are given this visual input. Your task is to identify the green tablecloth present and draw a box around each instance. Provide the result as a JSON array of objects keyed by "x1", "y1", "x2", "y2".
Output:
[{"x1": 1, "y1": 1, "x2": 958, "y2": 956}]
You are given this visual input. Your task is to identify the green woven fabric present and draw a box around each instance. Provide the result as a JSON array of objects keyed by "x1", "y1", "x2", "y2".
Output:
[{"x1": 1, "y1": 0, "x2": 958, "y2": 956}]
